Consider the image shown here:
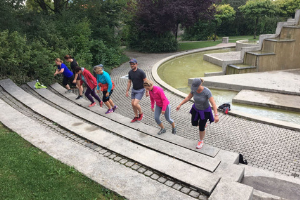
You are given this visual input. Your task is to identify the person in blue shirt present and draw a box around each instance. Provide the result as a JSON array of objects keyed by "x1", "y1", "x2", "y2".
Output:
[
  {"x1": 54, "y1": 58, "x2": 74, "y2": 93},
  {"x1": 94, "y1": 64, "x2": 117, "y2": 114}
]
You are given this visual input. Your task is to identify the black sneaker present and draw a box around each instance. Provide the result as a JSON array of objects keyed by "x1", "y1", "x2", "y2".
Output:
[
  {"x1": 157, "y1": 128, "x2": 166, "y2": 135},
  {"x1": 172, "y1": 126, "x2": 176, "y2": 134},
  {"x1": 76, "y1": 95, "x2": 83, "y2": 100}
]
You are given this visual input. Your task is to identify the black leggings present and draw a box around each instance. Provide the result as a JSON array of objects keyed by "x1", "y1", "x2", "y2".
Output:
[{"x1": 191, "y1": 108, "x2": 210, "y2": 131}]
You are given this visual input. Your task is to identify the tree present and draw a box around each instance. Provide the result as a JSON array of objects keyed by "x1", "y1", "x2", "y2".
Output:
[
  {"x1": 213, "y1": 4, "x2": 235, "y2": 41},
  {"x1": 239, "y1": 0, "x2": 278, "y2": 39},
  {"x1": 134, "y1": 0, "x2": 217, "y2": 41},
  {"x1": 276, "y1": 0, "x2": 300, "y2": 18},
  {"x1": 28, "y1": 0, "x2": 69, "y2": 14}
]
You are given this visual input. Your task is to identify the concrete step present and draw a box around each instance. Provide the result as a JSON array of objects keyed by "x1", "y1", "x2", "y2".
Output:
[
  {"x1": 0, "y1": 79, "x2": 221, "y2": 195},
  {"x1": 265, "y1": 38, "x2": 295, "y2": 42},
  {"x1": 203, "y1": 51, "x2": 242, "y2": 70},
  {"x1": 50, "y1": 82, "x2": 221, "y2": 158},
  {"x1": 26, "y1": 81, "x2": 220, "y2": 173},
  {"x1": 233, "y1": 90, "x2": 300, "y2": 112},
  {"x1": 28, "y1": 81, "x2": 245, "y2": 183},
  {"x1": 246, "y1": 51, "x2": 275, "y2": 56},
  {"x1": 0, "y1": 99, "x2": 197, "y2": 200}
]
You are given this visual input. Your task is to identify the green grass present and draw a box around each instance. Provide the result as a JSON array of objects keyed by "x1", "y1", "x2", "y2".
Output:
[
  {"x1": 178, "y1": 35, "x2": 258, "y2": 51},
  {"x1": 0, "y1": 123, "x2": 126, "y2": 200}
]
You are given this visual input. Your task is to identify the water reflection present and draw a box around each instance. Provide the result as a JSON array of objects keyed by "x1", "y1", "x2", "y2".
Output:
[{"x1": 158, "y1": 49, "x2": 300, "y2": 125}]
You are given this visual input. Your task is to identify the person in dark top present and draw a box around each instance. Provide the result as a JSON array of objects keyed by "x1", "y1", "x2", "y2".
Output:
[
  {"x1": 64, "y1": 55, "x2": 83, "y2": 100},
  {"x1": 54, "y1": 58, "x2": 74, "y2": 93},
  {"x1": 176, "y1": 78, "x2": 219, "y2": 149},
  {"x1": 126, "y1": 58, "x2": 149, "y2": 123}
]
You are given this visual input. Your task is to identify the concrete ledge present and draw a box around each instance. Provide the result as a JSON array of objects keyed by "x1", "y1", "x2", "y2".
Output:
[
  {"x1": 233, "y1": 90, "x2": 300, "y2": 112},
  {"x1": 208, "y1": 181, "x2": 253, "y2": 200}
]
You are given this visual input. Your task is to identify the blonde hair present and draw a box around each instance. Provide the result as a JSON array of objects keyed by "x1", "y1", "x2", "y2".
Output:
[
  {"x1": 200, "y1": 78, "x2": 204, "y2": 83},
  {"x1": 143, "y1": 79, "x2": 153, "y2": 87},
  {"x1": 55, "y1": 58, "x2": 63, "y2": 63}
]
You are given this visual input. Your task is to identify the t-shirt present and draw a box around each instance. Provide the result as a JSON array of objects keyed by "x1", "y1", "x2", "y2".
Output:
[
  {"x1": 70, "y1": 59, "x2": 78, "y2": 72},
  {"x1": 57, "y1": 63, "x2": 73, "y2": 78},
  {"x1": 128, "y1": 68, "x2": 146, "y2": 90},
  {"x1": 191, "y1": 87, "x2": 212, "y2": 110}
]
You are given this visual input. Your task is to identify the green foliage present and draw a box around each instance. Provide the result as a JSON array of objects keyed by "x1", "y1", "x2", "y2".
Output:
[
  {"x1": 239, "y1": 0, "x2": 279, "y2": 38},
  {"x1": 276, "y1": 0, "x2": 300, "y2": 18},
  {"x1": 182, "y1": 20, "x2": 215, "y2": 41},
  {"x1": 215, "y1": 4, "x2": 236, "y2": 25},
  {"x1": 128, "y1": 32, "x2": 178, "y2": 53}
]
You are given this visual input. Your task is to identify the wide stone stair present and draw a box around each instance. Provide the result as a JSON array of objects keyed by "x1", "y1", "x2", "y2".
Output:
[{"x1": 0, "y1": 78, "x2": 256, "y2": 200}]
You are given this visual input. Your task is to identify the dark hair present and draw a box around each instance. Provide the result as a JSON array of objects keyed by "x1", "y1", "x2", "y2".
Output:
[
  {"x1": 64, "y1": 55, "x2": 73, "y2": 60},
  {"x1": 74, "y1": 66, "x2": 81, "y2": 73}
]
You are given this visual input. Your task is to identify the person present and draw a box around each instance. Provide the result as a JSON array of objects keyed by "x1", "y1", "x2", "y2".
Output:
[
  {"x1": 94, "y1": 64, "x2": 117, "y2": 114},
  {"x1": 64, "y1": 55, "x2": 84, "y2": 100},
  {"x1": 74, "y1": 66, "x2": 103, "y2": 107},
  {"x1": 143, "y1": 80, "x2": 176, "y2": 135},
  {"x1": 54, "y1": 58, "x2": 74, "y2": 93},
  {"x1": 176, "y1": 78, "x2": 219, "y2": 149},
  {"x1": 126, "y1": 58, "x2": 149, "y2": 123}
]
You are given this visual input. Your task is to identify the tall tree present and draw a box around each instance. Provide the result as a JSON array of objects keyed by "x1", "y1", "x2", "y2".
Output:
[
  {"x1": 239, "y1": 0, "x2": 278, "y2": 39},
  {"x1": 276, "y1": 0, "x2": 300, "y2": 18},
  {"x1": 29, "y1": 0, "x2": 69, "y2": 14},
  {"x1": 213, "y1": 4, "x2": 235, "y2": 41},
  {"x1": 134, "y1": 0, "x2": 218, "y2": 40}
]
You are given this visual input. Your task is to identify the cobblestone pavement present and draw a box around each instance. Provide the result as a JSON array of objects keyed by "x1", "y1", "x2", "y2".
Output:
[{"x1": 108, "y1": 50, "x2": 300, "y2": 178}]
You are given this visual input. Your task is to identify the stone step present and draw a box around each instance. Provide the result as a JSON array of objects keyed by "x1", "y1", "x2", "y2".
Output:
[
  {"x1": 246, "y1": 51, "x2": 275, "y2": 56},
  {"x1": 26, "y1": 81, "x2": 220, "y2": 173},
  {"x1": 265, "y1": 38, "x2": 295, "y2": 42},
  {"x1": 0, "y1": 99, "x2": 197, "y2": 200},
  {"x1": 203, "y1": 51, "x2": 242, "y2": 70},
  {"x1": 50, "y1": 82, "x2": 221, "y2": 158},
  {"x1": 233, "y1": 90, "x2": 300, "y2": 112},
  {"x1": 45, "y1": 82, "x2": 244, "y2": 182},
  {"x1": 0, "y1": 79, "x2": 220, "y2": 195}
]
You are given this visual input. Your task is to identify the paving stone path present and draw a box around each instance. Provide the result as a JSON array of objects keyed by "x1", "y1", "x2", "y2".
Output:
[{"x1": 106, "y1": 49, "x2": 300, "y2": 178}]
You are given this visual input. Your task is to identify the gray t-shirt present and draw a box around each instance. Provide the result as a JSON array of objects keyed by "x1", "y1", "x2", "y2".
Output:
[{"x1": 191, "y1": 87, "x2": 212, "y2": 110}]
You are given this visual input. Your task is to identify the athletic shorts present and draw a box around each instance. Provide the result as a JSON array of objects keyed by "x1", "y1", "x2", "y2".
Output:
[
  {"x1": 102, "y1": 90, "x2": 113, "y2": 102},
  {"x1": 131, "y1": 88, "x2": 145, "y2": 100},
  {"x1": 63, "y1": 75, "x2": 75, "y2": 86}
]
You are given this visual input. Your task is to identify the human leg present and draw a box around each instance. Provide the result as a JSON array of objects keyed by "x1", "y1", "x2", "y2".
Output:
[
  {"x1": 85, "y1": 86, "x2": 94, "y2": 104},
  {"x1": 91, "y1": 88, "x2": 101, "y2": 103}
]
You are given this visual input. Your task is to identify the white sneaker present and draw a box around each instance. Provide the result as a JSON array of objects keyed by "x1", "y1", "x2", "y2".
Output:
[{"x1": 196, "y1": 140, "x2": 203, "y2": 149}]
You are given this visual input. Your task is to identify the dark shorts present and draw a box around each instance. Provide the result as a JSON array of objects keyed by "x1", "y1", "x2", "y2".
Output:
[
  {"x1": 73, "y1": 71, "x2": 81, "y2": 80},
  {"x1": 102, "y1": 90, "x2": 113, "y2": 102},
  {"x1": 191, "y1": 108, "x2": 210, "y2": 132},
  {"x1": 63, "y1": 75, "x2": 75, "y2": 86}
]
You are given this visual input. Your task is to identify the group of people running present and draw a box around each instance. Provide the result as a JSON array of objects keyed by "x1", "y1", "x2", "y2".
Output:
[{"x1": 54, "y1": 57, "x2": 219, "y2": 149}]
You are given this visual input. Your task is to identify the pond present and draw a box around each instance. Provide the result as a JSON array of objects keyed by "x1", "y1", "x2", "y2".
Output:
[{"x1": 158, "y1": 49, "x2": 300, "y2": 125}]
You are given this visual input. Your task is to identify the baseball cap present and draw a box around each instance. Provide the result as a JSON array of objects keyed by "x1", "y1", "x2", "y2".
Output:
[
  {"x1": 129, "y1": 58, "x2": 137, "y2": 64},
  {"x1": 191, "y1": 78, "x2": 202, "y2": 92}
]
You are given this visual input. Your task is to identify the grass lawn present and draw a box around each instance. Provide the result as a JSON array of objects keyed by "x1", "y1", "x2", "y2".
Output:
[
  {"x1": 0, "y1": 123, "x2": 126, "y2": 200},
  {"x1": 178, "y1": 35, "x2": 258, "y2": 51}
]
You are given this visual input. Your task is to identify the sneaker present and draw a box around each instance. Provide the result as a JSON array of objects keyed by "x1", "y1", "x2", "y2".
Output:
[
  {"x1": 196, "y1": 140, "x2": 203, "y2": 149},
  {"x1": 137, "y1": 113, "x2": 143, "y2": 121},
  {"x1": 112, "y1": 105, "x2": 118, "y2": 112},
  {"x1": 65, "y1": 89, "x2": 72, "y2": 93},
  {"x1": 131, "y1": 117, "x2": 138, "y2": 123},
  {"x1": 157, "y1": 128, "x2": 166, "y2": 135},
  {"x1": 172, "y1": 126, "x2": 176, "y2": 134},
  {"x1": 105, "y1": 109, "x2": 113, "y2": 114},
  {"x1": 99, "y1": 101, "x2": 103, "y2": 108},
  {"x1": 75, "y1": 95, "x2": 83, "y2": 100},
  {"x1": 89, "y1": 102, "x2": 96, "y2": 107}
]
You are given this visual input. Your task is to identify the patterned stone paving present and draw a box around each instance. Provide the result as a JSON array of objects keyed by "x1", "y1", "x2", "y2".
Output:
[{"x1": 106, "y1": 50, "x2": 300, "y2": 178}]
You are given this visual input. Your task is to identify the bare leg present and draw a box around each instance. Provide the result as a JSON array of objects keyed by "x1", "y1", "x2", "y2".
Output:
[
  {"x1": 131, "y1": 99, "x2": 140, "y2": 117},
  {"x1": 108, "y1": 99, "x2": 114, "y2": 107},
  {"x1": 199, "y1": 131, "x2": 206, "y2": 141},
  {"x1": 76, "y1": 80, "x2": 83, "y2": 96},
  {"x1": 104, "y1": 101, "x2": 112, "y2": 109},
  {"x1": 158, "y1": 123, "x2": 164, "y2": 129},
  {"x1": 66, "y1": 84, "x2": 70, "y2": 90}
]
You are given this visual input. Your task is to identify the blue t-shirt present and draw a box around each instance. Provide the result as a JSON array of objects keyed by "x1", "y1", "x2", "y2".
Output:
[
  {"x1": 96, "y1": 71, "x2": 113, "y2": 92},
  {"x1": 58, "y1": 63, "x2": 73, "y2": 78}
]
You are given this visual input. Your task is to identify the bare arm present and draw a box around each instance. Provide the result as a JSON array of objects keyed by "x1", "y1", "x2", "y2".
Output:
[
  {"x1": 176, "y1": 93, "x2": 193, "y2": 110},
  {"x1": 126, "y1": 80, "x2": 131, "y2": 97},
  {"x1": 73, "y1": 73, "x2": 78, "y2": 83},
  {"x1": 209, "y1": 96, "x2": 219, "y2": 123}
]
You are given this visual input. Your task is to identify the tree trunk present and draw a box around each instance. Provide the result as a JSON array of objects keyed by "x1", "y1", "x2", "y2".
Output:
[{"x1": 254, "y1": 17, "x2": 259, "y2": 39}]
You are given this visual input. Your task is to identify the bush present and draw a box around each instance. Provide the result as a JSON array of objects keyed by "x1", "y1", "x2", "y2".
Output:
[
  {"x1": 182, "y1": 20, "x2": 215, "y2": 41},
  {"x1": 128, "y1": 32, "x2": 177, "y2": 53}
]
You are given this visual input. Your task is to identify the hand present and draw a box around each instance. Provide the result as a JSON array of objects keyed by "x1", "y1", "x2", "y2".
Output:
[
  {"x1": 161, "y1": 111, "x2": 165, "y2": 115},
  {"x1": 72, "y1": 80, "x2": 76, "y2": 84},
  {"x1": 126, "y1": 91, "x2": 129, "y2": 97},
  {"x1": 151, "y1": 108, "x2": 154, "y2": 112},
  {"x1": 214, "y1": 115, "x2": 219, "y2": 123},
  {"x1": 106, "y1": 92, "x2": 109, "y2": 97},
  {"x1": 176, "y1": 105, "x2": 181, "y2": 111},
  {"x1": 146, "y1": 91, "x2": 149, "y2": 97}
]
